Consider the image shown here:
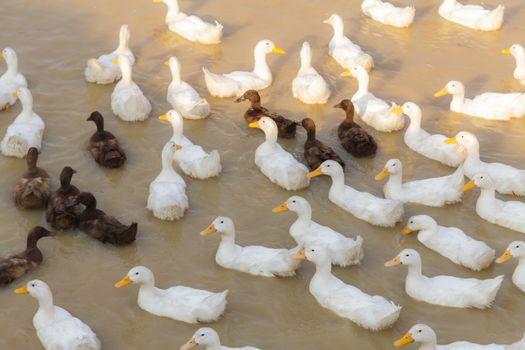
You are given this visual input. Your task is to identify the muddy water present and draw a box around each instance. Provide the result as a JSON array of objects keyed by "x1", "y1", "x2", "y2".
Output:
[{"x1": 1, "y1": 0, "x2": 525, "y2": 348}]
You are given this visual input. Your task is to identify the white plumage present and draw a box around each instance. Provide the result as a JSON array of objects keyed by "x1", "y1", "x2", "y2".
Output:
[
  {"x1": 0, "y1": 47, "x2": 27, "y2": 110},
  {"x1": 291, "y1": 42, "x2": 330, "y2": 105},
  {"x1": 181, "y1": 328, "x2": 261, "y2": 350},
  {"x1": 438, "y1": 0, "x2": 504, "y2": 31},
  {"x1": 503, "y1": 44, "x2": 525, "y2": 85},
  {"x1": 361, "y1": 0, "x2": 415, "y2": 28},
  {"x1": 496, "y1": 241, "x2": 525, "y2": 293}
]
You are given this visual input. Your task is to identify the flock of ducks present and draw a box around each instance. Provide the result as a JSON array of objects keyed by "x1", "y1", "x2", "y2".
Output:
[{"x1": 1, "y1": 0, "x2": 525, "y2": 349}]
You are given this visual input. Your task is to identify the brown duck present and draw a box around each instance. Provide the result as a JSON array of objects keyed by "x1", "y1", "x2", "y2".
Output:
[
  {"x1": 87, "y1": 111, "x2": 127, "y2": 168},
  {"x1": 0, "y1": 226, "x2": 54, "y2": 285},
  {"x1": 235, "y1": 90, "x2": 298, "y2": 139},
  {"x1": 67, "y1": 192, "x2": 137, "y2": 246},
  {"x1": 12, "y1": 147, "x2": 51, "y2": 209},
  {"x1": 334, "y1": 99, "x2": 377, "y2": 157},
  {"x1": 301, "y1": 118, "x2": 345, "y2": 170},
  {"x1": 46, "y1": 166, "x2": 82, "y2": 230}
]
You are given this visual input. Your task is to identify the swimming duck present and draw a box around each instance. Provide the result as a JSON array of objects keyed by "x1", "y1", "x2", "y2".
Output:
[
  {"x1": 200, "y1": 216, "x2": 302, "y2": 277},
  {"x1": 46, "y1": 167, "x2": 82, "y2": 230},
  {"x1": 203, "y1": 40, "x2": 285, "y2": 98},
  {"x1": 434, "y1": 80, "x2": 525, "y2": 120},
  {"x1": 361, "y1": 0, "x2": 415, "y2": 28},
  {"x1": 15, "y1": 280, "x2": 101, "y2": 350},
  {"x1": 272, "y1": 196, "x2": 363, "y2": 267},
  {"x1": 69, "y1": 192, "x2": 137, "y2": 245},
  {"x1": 394, "y1": 324, "x2": 525, "y2": 349},
  {"x1": 496, "y1": 241, "x2": 525, "y2": 293},
  {"x1": 301, "y1": 118, "x2": 345, "y2": 170},
  {"x1": 342, "y1": 65, "x2": 404, "y2": 132},
  {"x1": 0, "y1": 227, "x2": 54, "y2": 285},
  {"x1": 13, "y1": 147, "x2": 51, "y2": 209},
  {"x1": 308, "y1": 160, "x2": 404, "y2": 227},
  {"x1": 323, "y1": 14, "x2": 374, "y2": 71},
  {"x1": 84, "y1": 24, "x2": 135, "y2": 84},
  {"x1": 153, "y1": 0, "x2": 223, "y2": 44},
  {"x1": 87, "y1": 111, "x2": 126, "y2": 168},
  {"x1": 147, "y1": 142, "x2": 188, "y2": 220},
  {"x1": 375, "y1": 159, "x2": 464, "y2": 207},
  {"x1": 0, "y1": 47, "x2": 27, "y2": 111},
  {"x1": 395, "y1": 102, "x2": 466, "y2": 167},
  {"x1": 111, "y1": 55, "x2": 151, "y2": 122},
  {"x1": 446, "y1": 131, "x2": 525, "y2": 196},
  {"x1": 294, "y1": 247, "x2": 401, "y2": 331},
  {"x1": 249, "y1": 117, "x2": 309, "y2": 191},
  {"x1": 438, "y1": 0, "x2": 504, "y2": 31},
  {"x1": 235, "y1": 90, "x2": 298, "y2": 139},
  {"x1": 181, "y1": 327, "x2": 261, "y2": 350},
  {"x1": 503, "y1": 44, "x2": 525, "y2": 85},
  {"x1": 334, "y1": 99, "x2": 377, "y2": 157},
  {"x1": 166, "y1": 56, "x2": 210, "y2": 119},
  {"x1": 463, "y1": 174, "x2": 525, "y2": 234},
  {"x1": 292, "y1": 42, "x2": 331, "y2": 104},
  {"x1": 385, "y1": 249, "x2": 503, "y2": 309},
  {"x1": 115, "y1": 266, "x2": 228, "y2": 323},
  {"x1": 404, "y1": 215, "x2": 495, "y2": 271},
  {"x1": 159, "y1": 110, "x2": 221, "y2": 179},
  {"x1": 1, "y1": 87, "x2": 44, "y2": 158}
]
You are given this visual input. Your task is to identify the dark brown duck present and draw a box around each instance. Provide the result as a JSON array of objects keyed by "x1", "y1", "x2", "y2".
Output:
[
  {"x1": 12, "y1": 147, "x2": 51, "y2": 209},
  {"x1": 335, "y1": 99, "x2": 377, "y2": 158},
  {"x1": 46, "y1": 166, "x2": 82, "y2": 230},
  {"x1": 301, "y1": 118, "x2": 345, "y2": 170},
  {"x1": 87, "y1": 111, "x2": 127, "y2": 168}
]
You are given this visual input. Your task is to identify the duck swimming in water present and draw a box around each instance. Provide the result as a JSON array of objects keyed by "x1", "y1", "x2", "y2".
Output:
[{"x1": 12, "y1": 147, "x2": 51, "y2": 209}]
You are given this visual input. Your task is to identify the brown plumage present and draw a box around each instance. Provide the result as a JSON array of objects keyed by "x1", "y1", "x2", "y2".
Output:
[
  {"x1": 68, "y1": 192, "x2": 137, "y2": 246},
  {"x1": 87, "y1": 111, "x2": 126, "y2": 168},
  {"x1": 12, "y1": 147, "x2": 51, "y2": 209},
  {"x1": 335, "y1": 100, "x2": 377, "y2": 158},
  {"x1": 235, "y1": 90, "x2": 298, "y2": 139},
  {"x1": 0, "y1": 226, "x2": 54, "y2": 285},
  {"x1": 301, "y1": 118, "x2": 345, "y2": 170},
  {"x1": 46, "y1": 167, "x2": 82, "y2": 230}
]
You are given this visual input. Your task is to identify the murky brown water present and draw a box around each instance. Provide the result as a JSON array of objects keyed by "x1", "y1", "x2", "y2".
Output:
[{"x1": 1, "y1": 0, "x2": 525, "y2": 348}]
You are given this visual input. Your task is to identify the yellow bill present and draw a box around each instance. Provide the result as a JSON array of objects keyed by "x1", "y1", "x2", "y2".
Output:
[
  {"x1": 444, "y1": 137, "x2": 457, "y2": 144},
  {"x1": 113, "y1": 58, "x2": 119, "y2": 65},
  {"x1": 384, "y1": 257, "x2": 401, "y2": 267},
  {"x1": 394, "y1": 332, "x2": 414, "y2": 348},
  {"x1": 496, "y1": 250, "x2": 513, "y2": 264},
  {"x1": 375, "y1": 168, "x2": 389, "y2": 181},
  {"x1": 273, "y1": 46, "x2": 286, "y2": 54},
  {"x1": 307, "y1": 167, "x2": 323, "y2": 178},
  {"x1": 114, "y1": 275, "x2": 132, "y2": 288},
  {"x1": 463, "y1": 180, "x2": 476, "y2": 192},
  {"x1": 200, "y1": 225, "x2": 217, "y2": 236},
  {"x1": 502, "y1": 48, "x2": 511, "y2": 55},
  {"x1": 14, "y1": 286, "x2": 29, "y2": 294},
  {"x1": 175, "y1": 145, "x2": 183, "y2": 151},
  {"x1": 248, "y1": 121, "x2": 260, "y2": 129},
  {"x1": 272, "y1": 203, "x2": 289, "y2": 213},
  {"x1": 164, "y1": 60, "x2": 170, "y2": 66},
  {"x1": 403, "y1": 226, "x2": 412, "y2": 235},
  {"x1": 291, "y1": 250, "x2": 306, "y2": 260},
  {"x1": 392, "y1": 106, "x2": 403, "y2": 115},
  {"x1": 340, "y1": 69, "x2": 352, "y2": 77},
  {"x1": 0, "y1": 52, "x2": 3, "y2": 59},
  {"x1": 158, "y1": 114, "x2": 168, "y2": 121},
  {"x1": 180, "y1": 338, "x2": 198, "y2": 350},
  {"x1": 434, "y1": 88, "x2": 448, "y2": 97},
  {"x1": 11, "y1": 91, "x2": 17, "y2": 98}
]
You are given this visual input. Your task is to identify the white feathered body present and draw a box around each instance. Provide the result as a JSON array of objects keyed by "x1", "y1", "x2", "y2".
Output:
[
  {"x1": 171, "y1": 135, "x2": 221, "y2": 179},
  {"x1": 111, "y1": 80, "x2": 151, "y2": 122},
  {"x1": 436, "y1": 334, "x2": 525, "y2": 350},
  {"x1": 352, "y1": 92, "x2": 404, "y2": 132},
  {"x1": 1, "y1": 113, "x2": 44, "y2": 158},
  {"x1": 438, "y1": 0, "x2": 504, "y2": 31},
  {"x1": 404, "y1": 127, "x2": 466, "y2": 167},
  {"x1": 84, "y1": 50, "x2": 135, "y2": 85},
  {"x1": 203, "y1": 68, "x2": 270, "y2": 98},
  {"x1": 167, "y1": 80, "x2": 210, "y2": 119},
  {"x1": 292, "y1": 66, "x2": 330, "y2": 104},
  {"x1": 475, "y1": 192, "x2": 525, "y2": 234},
  {"x1": 0, "y1": 73, "x2": 26, "y2": 108},
  {"x1": 147, "y1": 172, "x2": 188, "y2": 221},
  {"x1": 328, "y1": 37, "x2": 374, "y2": 72},
  {"x1": 167, "y1": 13, "x2": 223, "y2": 44},
  {"x1": 361, "y1": 0, "x2": 415, "y2": 28},
  {"x1": 463, "y1": 157, "x2": 525, "y2": 196},
  {"x1": 452, "y1": 92, "x2": 525, "y2": 120}
]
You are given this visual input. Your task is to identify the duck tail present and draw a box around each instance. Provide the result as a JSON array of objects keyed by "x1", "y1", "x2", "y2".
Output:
[
  {"x1": 119, "y1": 222, "x2": 137, "y2": 245},
  {"x1": 202, "y1": 67, "x2": 236, "y2": 97},
  {"x1": 479, "y1": 4, "x2": 504, "y2": 30}
]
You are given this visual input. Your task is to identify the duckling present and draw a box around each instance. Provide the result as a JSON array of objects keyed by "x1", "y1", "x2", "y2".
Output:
[
  {"x1": 87, "y1": 111, "x2": 126, "y2": 168},
  {"x1": 69, "y1": 192, "x2": 137, "y2": 246},
  {"x1": 0, "y1": 226, "x2": 54, "y2": 285},
  {"x1": 235, "y1": 90, "x2": 298, "y2": 139},
  {"x1": 46, "y1": 167, "x2": 82, "y2": 231},
  {"x1": 13, "y1": 147, "x2": 51, "y2": 209},
  {"x1": 301, "y1": 118, "x2": 344, "y2": 170},
  {"x1": 334, "y1": 99, "x2": 377, "y2": 157}
]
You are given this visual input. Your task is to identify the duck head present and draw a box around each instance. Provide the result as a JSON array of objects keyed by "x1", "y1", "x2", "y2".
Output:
[
  {"x1": 463, "y1": 173, "x2": 494, "y2": 192},
  {"x1": 181, "y1": 328, "x2": 221, "y2": 350},
  {"x1": 87, "y1": 111, "x2": 105, "y2": 131},
  {"x1": 235, "y1": 89, "x2": 261, "y2": 104},
  {"x1": 395, "y1": 324, "x2": 437, "y2": 348},
  {"x1": 59, "y1": 166, "x2": 77, "y2": 189},
  {"x1": 385, "y1": 249, "x2": 421, "y2": 267},
  {"x1": 502, "y1": 44, "x2": 525, "y2": 59},
  {"x1": 15, "y1": 279, "x2": 53, "y2": 302},
  {"x1": 272, "y1": 195, "x2": 310, "y2": 215},
  {"x1": 497, "y1": 241, "x2": 525, "y2": 263},
  {"x1": 25, "y1": 147, "x2": 40, "y2": 171},
  {"x1": 375, "y1": 159, "x2": 402, "y2": 181},
  {"x1": 434, "y1": 80, "x2": 464, "y2": 97},
  {"x1": 292, "y1": 246, "x2": 331, "y2": 266},
  {"x1": 307, "y1": 160, "x2": 342, "y2": 178},
  {"x1": 200, "y1": 216, "x2": 234, "y2": 236},
  {"x1": 403, "y1": 215, "x2": 437, "y2": 235},
  {"x1": 249, "y1": 116, "x2": 278, "y2": 139},
  {"x1": 254, "y1": 39, "x2": 285, "y2": 56},
  {"x1": 115, "y1": 266, "x2": 155, "y2": 288},
  {"x1": 444, "y1": 131, "x2": 478, "y2": 151}
]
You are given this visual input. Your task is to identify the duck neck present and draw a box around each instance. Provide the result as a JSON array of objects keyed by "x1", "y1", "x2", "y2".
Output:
[
  {"x1": 19, "y1": 95, "x2": 34, "y2": 121},
  {"x1": 355, "y1": 73, "x2": 370, "y2": 97},
  {"x1": 406, "y1": 111, "x2": 421, "y2": 134},
  {"x1": 218, "y1": 229, "x2": 237, "y2": 253},
  {"x1": 119, "y1": 60, "x2": 132, "y2": 85},
  {"x1": 294, "y1": 206, "x2": 313, "y2": 227},
  {"x1": 170, "y1": 63, "x2": 182, "y2": 85},
  {"x1": 305, "y1": 126, "x2": 316, "y2": 143},
  {"x1": 36, "y1": 290, "x2": 55, "y2": 317},
  {"x1": 253, "y1": 48, "x2": 271, "y2": 82},
  {"x1": 514, "y1": 51, "x2": 525, "y2": 71},
  {"x1": 117, "y1": 28, "x2": 129, "y2": 54},
  {"x1": 313, "y1": 258, "x2": 333, "y2": 278},
  {"x1": 386, "y1": 173, "x2": 403, "y2": 192},
  {"x1": 170, "y1": 121, "x2": 184, "y2": 143},
  {"x1": 329, "y1": 171, "x2": 346, "y2": 194},
  {"x1": 93, "y1": 117, "x2": 104, "y2": 132},
  {"x1": 406, "y1": 262, "x2": 422, "y2": 279},
  {"x1": 138, "y1": 278, "x2": 156, "y2": 294},
  {"x1": 160, "y1": 147, "x2": 177, "y2": 178},
  {"x1": 249, "y1": 98, "x2": 262, "y2": 109},
  {"x1": 419, "y1": 342, "x2": 438, "y2": 350},
  {"x1": 262, "y1": 128, "x2": 278, "y2": 150},
  {"x1": 464, "y1": 142, "x2": 481, "y2": 164},
  {"x1": 300, "y1": 48, "x2": 312, "y2": 72},
  {"x1": 331, "y1": 20, "x2": 345, "y2": 42},
  {"x1": 478, "y1": 187, "x2": 496, "y2": 203},
  {"x1": 450, "y1": 91, "x2": 465, "y2": 112},
  {"x1": 5, "y1": 56, "x2": 18, "y2": 78},
  {"x1": 165, "y1": 0, "x2": 180, "y2": 21}
]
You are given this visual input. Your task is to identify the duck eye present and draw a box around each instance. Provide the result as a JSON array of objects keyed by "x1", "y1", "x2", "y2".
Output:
[
  {"x1": 135, "y1": 272, "x2": 139, "y2": 275},
  {"x1": 311, "y1": 249, "x2": 315, "y2": 252},
  {"x1": 327, "y1": 165, "x2": 330, "y2": 167},
  {"x1": 418, "y1": 330, "x2": 422, "y2": 333},
  {"x1": 517, "y1": 245, "x2": 520, "y2": 248},
  {"x1": 201, "y1": 333, "x2": 205, "y2": 336},
  {"x1": 410, "y1": 221, "x2": 413, "y2": 224},
  {"x1": 292, "y1": 200, "x2": 296, "y2": 203},
  {"x1": 31, "y1": 283, "x2": 35, "y2": 287},
  {"x1": 405, "y1": 254, "x2": 409, "y2": 257},
  {"x1": 220, "y1": 221, "x2": 224, "y2": 224}
]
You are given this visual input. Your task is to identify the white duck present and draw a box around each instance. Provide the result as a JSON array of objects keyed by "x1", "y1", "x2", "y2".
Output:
[
  {"x1": 153, "y1": 0, "x2": 223, "y2": 44},
  {"x1": 200, "y1": 216, "x2": 301, "y2": 277},
  {"x1": 272, "y1": 195, "x2": 364, "y2": 267},
  {"x1": 503, "y1": 44, "x2": 525, "y2": 85},
  {"x1": 0, "y1": 47, "x2": 27, "y2": 111},
  {"x1": 342, "y1": 65, "x2": 404, "y2": 132},
  {"x1": 361, "y1": 0, "x2": 415, "y2": 28},
  {"x1": 323, "y1": 14, "x2": 374, "y2": 71},
  {"x1": 84, "y1": 24, "x2": 135, "y2": 84},
  {"x1": 203, "y1": 40, "x2": 285, "y2": 98},
  {"x1": 294, "y1": 247, "x2": 401, "y2": 331},
  {"x1": 291, "y1": 42, "x2": 331, "y2": 105},
  {"x1": 15, "y1": 280, "x2": 101, "y2": 350},
  {"x1": 395, "y1": 102, "x2": 466, "y2": 167},
  {"x1": 249, "y1": 117, "x2": 309, "y2": 191},
  {"x1": 438, "y1": 0, "x2": 504, "y2": 31},
  {"x1": 496, "y1": 241, "x2": 525, "y2": 293},
  {"x1": 181, "y1": 328, "x2": 261, "y2": 350},
  {"x1": 115, "y1": 266, "x2": 228, "y2": 323},
  {"x1": 395, "y1": 324, "x2": 525, "y2": 350},
  {"x1": 111, "y1": 55, "x2": 151, "y2": 122},
  {"x1": 159, "y1": 110, "x2": 221, "y2": 179},
  {"x1": 404, "y1": 215, "x2": 495, "y2": 271},
  {"x1": 147, "y1": 142, "x2": 188, "y2": 221},
  {"x1": 435, "y1": 80, "x2": 525, "y2": 120},
  {"x1": 1, "y1": 87, "x2": 44, "y2": 158},
  {"x1": 446, "y1": 131, "x2": 525, "y2": 196},
  {"x1": 375, "y1": 159, "x2": 464, "y2": 207},
  {"x1": 385, "y1": 249, "x2": 503, "y2": 309},
  {"x1": 464, "y1": 174, "x2": 525, "y2": 234},
  {"x1": 308, "y1": 160, "x2": 404, "y2": 227},
  {"x1": 166, "y1": 56, "x2": 210, "y2": 119}
]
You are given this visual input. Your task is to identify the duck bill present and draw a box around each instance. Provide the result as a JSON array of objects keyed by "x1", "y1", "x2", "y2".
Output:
[
  {"x1": 322, "y1": 18, "x2": 331, "y2": 24},
  {"x1": 496, "y1": 250, "x2": 513, "y2": 264},
  {"x1": 374, "y1": 168, "x2": 389, "y2": 181},
  {"x1": 273, "y1": 46, "x2": 286, "y2": 54},
  {"x1": 434, "y1": 88, "x2": 448, "y2": 97},
  {"x1": 113, "y1": 58, "x2": 119, "y2": 65},
  {"x1": 392, "y1": 106, "x2": 403, "y2": 115},
  {"x1": 0, "y1": 53, "x2": 3, "y2": 60},
  {"x1": 394, "y1": 332, "x2": 414, "y2": 348},
  {"x1": 340, "y1": 69, "x2": 352, "y2": 77},
  {"x1": 272, "y1": 203, "x2": 289, "y2": 213},
  {"x1": 502, "y1": 48, "x2": 511, "y2": 55},
  {"x1": 158, "y1": 114, "x2": 168, "y2": 121},
  {"x1": 200, "y1": 225, "x2": 217, "y2": 236},
  {"x1": 307, "y1": 167, "x2": 323, "y2": 178},
  {"x1": 384, "y1": 257, "x2": 401, "y2": 267},
  {"x1": 463, "y1": 180, "x2": 476, "y2": 192},
  {"x1": 152, "y1": 0, "x2": 163, "y2": 3},
  {"x1": 180, "y1": 339, "x2": 198, "y2": 350},
  {"x1": 403, "y1": 226, "x2": 412, "y2": 235},
  {"x1": 14, "y1": 286, "x2": 29, "y2": 294},
  {"x1": 114, "y1": 276, "x2": 132, "y2": 288},
  {"x1": 444, "y1": 137, "x2": 457, "y2": 144},
  {"x1": 248, "y1": 121, "x2": 260, "y2": 129},
  {"x1": 11, "y1": 91, "x2": 17, "y2": 98},
  {"x1": 175, "y1": 145, "x2": 183, "y2": 151},
  {"x1": 291, "y1": 250, "x2": 306, "y2": 260},
  {"x1": 164, "y1": 60, "x2": 170, "y2": 66},
  {"x1": 234, "y1": 96, "x2": 246, "y2": 103}
]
